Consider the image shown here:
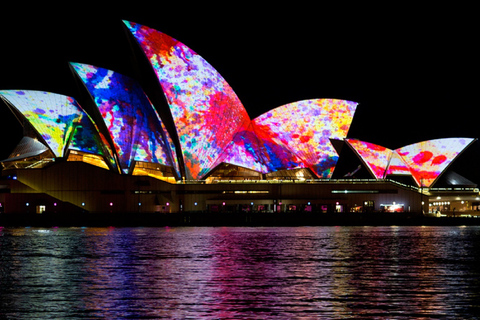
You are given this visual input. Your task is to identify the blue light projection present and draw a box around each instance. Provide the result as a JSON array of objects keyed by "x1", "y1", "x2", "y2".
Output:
[{"x1": 71, "y1": 63, "x2": 180, "y2": 176}]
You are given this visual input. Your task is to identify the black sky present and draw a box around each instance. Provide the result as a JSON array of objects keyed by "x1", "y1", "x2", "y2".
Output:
[{"x1": 1, "y1": 5, "x2": 478, "y2": 179}]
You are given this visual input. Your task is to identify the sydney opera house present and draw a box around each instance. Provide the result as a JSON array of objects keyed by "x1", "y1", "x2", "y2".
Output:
[{"x1": 0, "y1": 21, "x2": 478, "y2": 219}]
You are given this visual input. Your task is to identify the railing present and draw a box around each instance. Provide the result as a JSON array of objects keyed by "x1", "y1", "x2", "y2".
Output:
[
  {"x1": 176, "y1": 178, "x2": 420, "y2": 191},
  {"x1": 429, "y1": 187, "x2": 479, "y2": 192}
]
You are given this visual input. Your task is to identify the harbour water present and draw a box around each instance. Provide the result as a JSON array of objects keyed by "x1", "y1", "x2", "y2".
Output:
[{"x1": 1, "y1": 226, "x2": 480, "y2": 319}]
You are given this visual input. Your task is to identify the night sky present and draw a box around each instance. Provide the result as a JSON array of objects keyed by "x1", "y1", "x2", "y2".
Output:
[{"x1": 1, "y1": 5, "x2": 478, "y2": 181}]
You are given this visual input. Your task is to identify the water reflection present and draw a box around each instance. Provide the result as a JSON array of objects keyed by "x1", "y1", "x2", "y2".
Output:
[{"x1": 1, "y1": 226, "x2": 480, "y2": 318}]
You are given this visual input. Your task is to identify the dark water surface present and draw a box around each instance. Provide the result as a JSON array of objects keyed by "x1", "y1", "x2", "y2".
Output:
[{"x1": 1, "y1": 226, "x2": 480, "y2": 319}]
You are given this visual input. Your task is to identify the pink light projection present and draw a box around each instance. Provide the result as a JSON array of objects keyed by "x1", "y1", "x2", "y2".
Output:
[
  {"x1": 385, "y1": 152, "x2": 411, "y2": 176},
  {"x1": 252, "y1": 99, "x2": 357, "y2": 178},
  {"x1": 347, "y1": 138, "x2": 475, "y2": 187},
  {"x1": 396, "y1": 138, "x2": 475, "y2": 187},
  {"x1": 345, "y1": 139, "x2": 393, "y2": 179},
  {"x1": 71, "y1": 62, "x2": 180, "y2": 176},
  {"x1": 125, "y1": 20, "x2": 359, "y2": 179},
  {"x1": 124, "y1": 20, "x2": 250, "y2": 180}
]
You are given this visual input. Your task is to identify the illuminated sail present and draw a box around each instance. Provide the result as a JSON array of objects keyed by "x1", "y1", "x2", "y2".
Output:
[
  {"x1": 0, "y1": 90, "x2": 107, "y2": 159},
  {"x1": 253, "y1": 99, "x2": 357, "y2": 178},
  {"x1": 346, "y1": 139, "x2": 393, "y2": 179},
  {"x1": 71, "y1": 63, "x2": 180, "y2": 176},
  {"x1": 124, "y1": 20, "x2": 250, "y2": 180},
  {"x1": 395, "y1": 138, "x2": 475, "y2": 187},
  {"x1": 347, "y1": 137, "x2": 475, "y2": 187}
]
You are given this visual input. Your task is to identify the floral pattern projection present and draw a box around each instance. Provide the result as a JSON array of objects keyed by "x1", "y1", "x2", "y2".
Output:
[
  {"x1": 124, "y1": 21, "x2": 250, "y2": 180},
  {"x1": 124, "y1": 21, "x2": 358, "y2": 180},
  {"x1": 346, "y1": 138, "x2": 475, "y2": 187},
  {"x1": 0, "y1": 90, "x2": 111, "y2": 162},
  {"x1": 71, "y1": 63, "x2": 180, "y2": 176}
]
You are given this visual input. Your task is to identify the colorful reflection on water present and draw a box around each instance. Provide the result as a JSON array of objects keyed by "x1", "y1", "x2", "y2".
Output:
[{"x1": 1, "y1": 226, "x2": 480, "y2": 318}]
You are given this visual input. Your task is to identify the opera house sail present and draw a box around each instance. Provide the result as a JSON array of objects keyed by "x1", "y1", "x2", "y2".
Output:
[
  {"x1": 123, "y1": 20, "x2": 357, "y2": 180},
  {"x1": 71, "y1": 63, "x2": 180, "y2": 178},
  {"x1": 346, "y1": 138, "x2": 475, "y2": 187},
  {"x1": 123, "y1": 20, "x2": 251, "y2": 180},
  {"x1": 0, "y1": 20, "x2": 477, "y2": 216},
  {"x1": 0, "y1": 90, "x2": 116, "y2": 170},
  {"x1": 252, "y1": 99, "x2": 356, "y2": 178}
]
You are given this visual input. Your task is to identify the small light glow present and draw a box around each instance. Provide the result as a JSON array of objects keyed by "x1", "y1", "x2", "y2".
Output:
[
  {"x1": 166, "y1": 202, "x2": 170, "y2": 206},
  {"x1": 138, "y1": 202, "x2": 142, "y2": 206},
  {"x1": 26, "y1": 203, "x2": 29, "y2": 206},
  {"x1": 222, "y1": 202, "x2": 225, "y2": 206},
  {"x1": 54, "y1": 203, "x2": 57, "y2": 206},
  {"x1": 308, "y1": 202, "x2": 311, "y2": 206},
  {"x1": 110, "y1": 202, "x2": 113, "y2": 206},
  {"x1": 194, "y1": 202, "x2": 197, "y2": 206},
  {"x1": 82, "y1": 202, "x2": 85, "y2": 206},
  {"x1": 251, "y1": 202, "x2": 254, "y2": 205}
]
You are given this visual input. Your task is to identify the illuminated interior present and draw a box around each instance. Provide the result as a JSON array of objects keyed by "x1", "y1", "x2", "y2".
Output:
[
  {"x1": 205, "y1": 163, "x2": 263, "y2": 182},
  {"x1": 67, "y1": 150, "x2": 109, "y2": 170},
  {"x1": 265, "y1": 168, "x2": 316, "y2": 180},
  {"x1": 1, "y1": 136, "x2": 54, "y2": 170},
  {"x1": 131, "y1": 161, "x2": 177, "y2": 183}
]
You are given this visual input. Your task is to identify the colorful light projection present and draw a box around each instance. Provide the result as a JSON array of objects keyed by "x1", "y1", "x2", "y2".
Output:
[
  {"x1": 345, "y1": 139, "x2": 393, "y2": 179},
  {"x1": 385, "y1": 152, "x2": 411, "y2": 176},
  {"x1": 213, "y1": 122, "x2": 269, "y2": 174},
  {"x1": 396, "y1": 138, "x2": 475, "y2": 187},
  {"x1": 212, "y1": 99, "x2": 357, "y2": 177},
  {"x1": 124, "y1": 20, "x2": 250, "y2": 180},
  {"x1": 0, "y1": 90, "x2": 108, "y2": 160},
  {"x1": 253, "y1": 99, "x2": 357, "y2": 178},
  {"x1": 213, "y1": 120, "x2": 309, "y2": 175},
  {"x1": 252, "y1": 123, "x2": 307, "y2": 173},
  {"x1": 71, "y1": 63, "x2": 179, "y2": 176},
  {"x1": 347, "y1": 138, "x2": 475, "y2": 187},
  {"x1": 124, "y1": 21, "x2": 359, "y2": 179}
]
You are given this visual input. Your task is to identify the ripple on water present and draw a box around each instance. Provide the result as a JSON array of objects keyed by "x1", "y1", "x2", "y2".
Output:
[{"x1": 1, "y1": 226, "x2": 480, "y2": 318}]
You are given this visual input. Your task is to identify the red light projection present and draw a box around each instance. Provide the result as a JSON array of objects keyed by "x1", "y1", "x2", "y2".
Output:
[{"x1": 347, "y1": 138, "x2": 475, "y2": 187}]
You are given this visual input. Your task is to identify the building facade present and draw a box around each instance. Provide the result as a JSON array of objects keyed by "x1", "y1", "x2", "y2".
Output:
[
  {"x1": 0, "y1": 161, "x2": 426, "y2": 215},
  {"x1": 0, "y1": 21, "x2": 477, "y2": 218}
]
